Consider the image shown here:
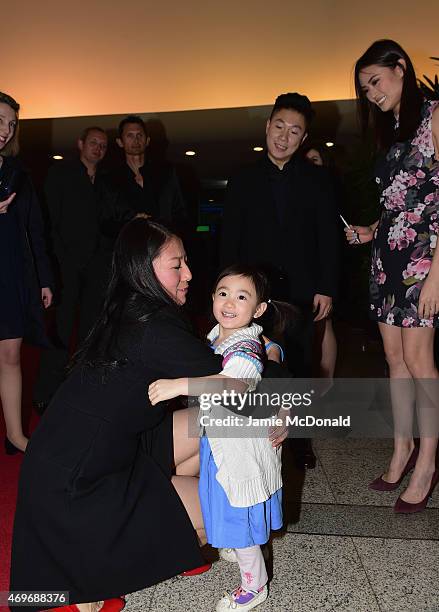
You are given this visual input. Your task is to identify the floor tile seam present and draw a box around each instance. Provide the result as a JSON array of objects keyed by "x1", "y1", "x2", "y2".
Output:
[
  {"x1": 284, "y1": 529, "x2": 439, "y2": 542},
  {"x1": 348, "y1": 534, "x2": 384, "y2": 612},
  {"x1": 298, "y1": 500, "x2": 439, "y2": 510},
  {"x1": 313, "y1": 457, "x2": 338, "y2": 504}
]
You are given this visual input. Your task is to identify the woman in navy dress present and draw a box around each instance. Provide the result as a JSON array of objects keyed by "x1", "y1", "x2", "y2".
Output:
[
  {"x1": 0, "y1": 91, "x2": 53, "y2": 453},
  {"x1": 346, "y1": 41, "x2": 439, "y2": 513}
]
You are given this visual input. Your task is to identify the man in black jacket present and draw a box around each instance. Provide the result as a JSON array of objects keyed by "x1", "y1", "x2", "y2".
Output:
[
  {"x1": 220, "y1": 93, "x2": 339, "y2": 468},
  {"x1": 33, "y1": 127, "x2": 108, "y2": 409},
  {"x1": 112, "y1": 115, "x2": 187, "y2": 232}
]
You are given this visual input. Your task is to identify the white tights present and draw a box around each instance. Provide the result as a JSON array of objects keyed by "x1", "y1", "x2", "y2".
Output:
[{"x1": 235, "y1": 546, "x2": 268, "y2": 592}]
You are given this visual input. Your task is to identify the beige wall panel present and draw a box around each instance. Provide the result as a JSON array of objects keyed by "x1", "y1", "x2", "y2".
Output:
[{"x1": 4, "y1": 0, "x2": 439, "y2": 118}]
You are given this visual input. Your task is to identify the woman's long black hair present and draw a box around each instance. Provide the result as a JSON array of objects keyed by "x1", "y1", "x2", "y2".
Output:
[
  {"x1": 72, "y1": 218, "x2": 179, "y2": 368},
  {"x1": 354, "y1": 39, "x2": 424, "y2": 150}
]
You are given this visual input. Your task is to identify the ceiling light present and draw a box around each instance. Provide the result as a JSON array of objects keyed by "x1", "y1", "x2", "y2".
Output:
[
  {"x1": 253, "y1": 146, "x2": 263, "y2": 152},
  {"x1": 325, "y1": 142, "x2": 334, "y2": 148},
  {"x1": 52, "y1": 154, "x2": 63, "y2": 160},
  {"x1": 185, "y1": 150, "x2": 196, "y2": 156}
]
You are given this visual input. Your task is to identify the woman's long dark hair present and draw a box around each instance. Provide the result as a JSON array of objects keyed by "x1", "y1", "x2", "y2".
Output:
[
  {"x1": 214, "y1": 264, "x2": 299, "y2": 341},
  {"x1": 354, "y1": 39, "x2": 423, "y2": 150},
  {"x1": 72, "y1": 219, "x2": 179, "y2": 368}
]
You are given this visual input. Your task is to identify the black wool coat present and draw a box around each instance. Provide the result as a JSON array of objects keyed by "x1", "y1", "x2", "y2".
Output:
[{"x1": 10, "y1": 307, "x2": 222, "y2": 610}]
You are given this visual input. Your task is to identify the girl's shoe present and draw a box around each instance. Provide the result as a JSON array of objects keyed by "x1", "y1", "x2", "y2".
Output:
[
  {"x1": 369, "y1": 446, "x2": 418, "y2": 491},
  {"x1": 216, "y1": 585, "x2": 268, "y2": 611},
  {"x1": 219, "y1": 548, "x2": 237, "y2": 563}
]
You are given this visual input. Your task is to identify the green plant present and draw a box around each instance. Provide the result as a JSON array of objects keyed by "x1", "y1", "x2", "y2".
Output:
[{"x1": 418, "y1": 56, "x2": 439, "y2": 100}]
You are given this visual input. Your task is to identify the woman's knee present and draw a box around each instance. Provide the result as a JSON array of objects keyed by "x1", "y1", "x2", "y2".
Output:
[
  {"x1": 403, "y1": 349, "x2": 436, "y2": 378},
  {"x1": 0, "y1": 342, "x2": 21, "y2": 367},
  {"x1": 383, "y1": 344, "x2": 406, "y2": 371},
  {"x1": 173, "y1": 407, "x2": 200, "y2": 468}
]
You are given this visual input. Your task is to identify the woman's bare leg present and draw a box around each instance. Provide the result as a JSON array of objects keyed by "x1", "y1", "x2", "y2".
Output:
[
  {"x1": 0, "y1": 338, "x2": 28, "y2": 451},
  {"x1": 172, "y1": 407, "x2": 206, "y2": 543},
  {"x1": 401, "y1": 327, "x2": 439, "y2": 503},
  {"x1": 378, "y1": 323, "x2": 416, "y2": 482},
  {"x1": 173, "y1": 406, "x2": 200, "y2": 475},
  {"x1": 172, "y1": 474, "x2": 206, "y2": 545}
]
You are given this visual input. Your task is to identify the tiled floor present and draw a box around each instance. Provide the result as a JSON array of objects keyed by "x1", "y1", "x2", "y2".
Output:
[
  {"x1": 123, "y1": 440, "x2": 439, "y2": 612},
  {"x1": 124, "y1": 328, "x2": 439, "y2": 611}
]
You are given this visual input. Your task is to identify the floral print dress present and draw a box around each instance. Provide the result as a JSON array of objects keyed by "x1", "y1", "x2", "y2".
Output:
[{"x1": 370, "y1": 100, "x2": 439, "y2": 327}]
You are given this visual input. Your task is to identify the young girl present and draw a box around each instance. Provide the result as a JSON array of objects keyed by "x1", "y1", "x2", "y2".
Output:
[{"x1": 149, "y1": 264, "x2": 289, "y2": 611}]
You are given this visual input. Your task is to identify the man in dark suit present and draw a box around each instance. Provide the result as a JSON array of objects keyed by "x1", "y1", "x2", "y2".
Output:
[
  {"x1": 33, "y1": 127, "x2": 109, "y2": 410},
  {"x1": 220, "y1": 93, "x2": 339, "y2": 468}
]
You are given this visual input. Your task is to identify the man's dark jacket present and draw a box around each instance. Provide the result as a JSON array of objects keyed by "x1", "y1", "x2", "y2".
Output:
[
  {"x1": 220, "y1": 155, "x2": 339, "y2": 305},
  {"x1": 45, "y1": 159, "x2": 103, "y2": 266}
]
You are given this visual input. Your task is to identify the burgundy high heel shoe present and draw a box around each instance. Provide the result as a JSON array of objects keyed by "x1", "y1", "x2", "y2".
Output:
[
  {"x1": 369, "y1": 446, "x2": 418, "y2": 491},
  {"x1": 394, "y1": 469, "x2": 439, "y2": 514}
]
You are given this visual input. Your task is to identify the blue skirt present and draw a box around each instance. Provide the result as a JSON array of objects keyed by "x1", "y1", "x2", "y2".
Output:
[{"x1": 199, "y1": 437, "x2": 283, "y2": 549}]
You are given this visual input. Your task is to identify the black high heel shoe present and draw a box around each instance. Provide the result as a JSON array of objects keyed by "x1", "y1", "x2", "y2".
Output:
[{"x1": 4, "y1": 437, "x2": 24, "y2": 455}]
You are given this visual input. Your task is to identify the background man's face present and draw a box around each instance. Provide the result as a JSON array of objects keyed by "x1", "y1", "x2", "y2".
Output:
[
  {"x1": 78, "y1": 130, "x2": 108, "y2": 164},
  {"x1": 118, "y1": 122, "x2": 148, "y2": 156},
  {"x1": 266, "y1": 108, "x2": 307, "y2": 166}
]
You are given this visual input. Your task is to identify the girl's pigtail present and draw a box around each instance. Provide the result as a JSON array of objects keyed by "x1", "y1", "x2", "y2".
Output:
[{"x1": 261, "y1": 300, "x2": 301, "y2": 341}]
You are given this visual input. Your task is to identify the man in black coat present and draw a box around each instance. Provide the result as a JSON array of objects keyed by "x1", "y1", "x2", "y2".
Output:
[
  {"x1": 220, "y1": 93, "x2": 339, "y2": 468},
  {"x1": 33, "y1": 127, "x2": 109, "y2": 409},
  {"x1": 112, "y1": 115, "x2": 187, "y2": 232}
]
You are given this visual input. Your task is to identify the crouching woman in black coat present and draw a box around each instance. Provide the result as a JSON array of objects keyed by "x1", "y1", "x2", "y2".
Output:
[{"x1": 9, "y1": 219, "x2": 228, "y2": 612}]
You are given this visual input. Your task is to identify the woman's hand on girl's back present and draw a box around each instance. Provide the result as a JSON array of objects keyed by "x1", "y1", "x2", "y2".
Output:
[
  {"x1": 269, "y1": 409, "x2": 290, "y2": 448},
  {"x1": 262, "y1": 335, "x2": 281, "y2": 363}
]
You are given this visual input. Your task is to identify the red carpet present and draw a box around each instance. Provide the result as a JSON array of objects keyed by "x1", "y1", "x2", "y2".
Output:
[{"x1": 0, "y1": 345, "x2": 41, "y2": 596}]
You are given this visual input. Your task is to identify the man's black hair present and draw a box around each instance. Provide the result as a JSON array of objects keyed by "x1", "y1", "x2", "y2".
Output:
[
  {"x1": 270, "y1": 92, "x2": 315, "y2": 127},
  {"x1": 118, "y1": 115, "x2": 147, "y2": 138}
]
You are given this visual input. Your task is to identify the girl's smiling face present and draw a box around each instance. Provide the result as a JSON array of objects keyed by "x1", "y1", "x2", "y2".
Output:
[{"x1": 212, "y1": 274, "x2": 267, "y2": 336}]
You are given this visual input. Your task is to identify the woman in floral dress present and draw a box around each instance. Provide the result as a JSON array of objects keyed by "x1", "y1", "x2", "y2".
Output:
[{"x1": 346, "y1": 40, "x2": 439, "y2": 513}]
